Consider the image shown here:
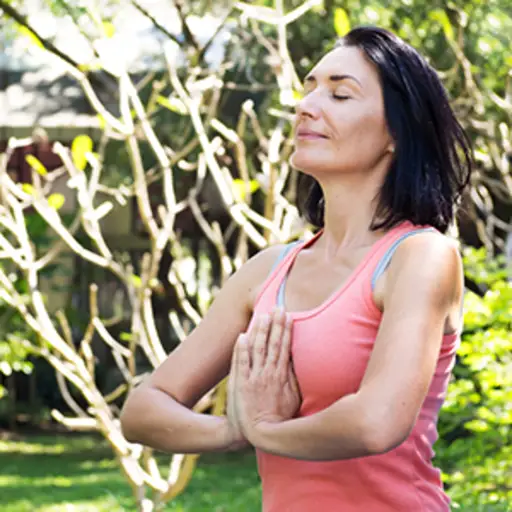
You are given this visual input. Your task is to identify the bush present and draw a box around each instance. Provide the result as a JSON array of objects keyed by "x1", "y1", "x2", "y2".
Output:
[{"x1": 436, "y1": 248, "x2": 511, "y2": 508}]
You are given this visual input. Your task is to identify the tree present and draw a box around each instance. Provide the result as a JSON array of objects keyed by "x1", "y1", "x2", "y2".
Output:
[
  {"x1": 0, "y1": 0, "x2": 313, "y2": 509},
  {"x1": 0, "y1": 0, "x2": 510, "y2": 509}
]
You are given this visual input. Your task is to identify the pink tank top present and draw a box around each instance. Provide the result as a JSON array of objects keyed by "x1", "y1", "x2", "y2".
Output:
[{"x1": 251, "y1": 221, "x2": 459, "y2": 512}]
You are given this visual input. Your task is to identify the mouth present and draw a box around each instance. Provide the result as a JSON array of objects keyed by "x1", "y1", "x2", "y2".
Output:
[{"x1": 296, "y1": 130, "x2": 328, "y2": 140}]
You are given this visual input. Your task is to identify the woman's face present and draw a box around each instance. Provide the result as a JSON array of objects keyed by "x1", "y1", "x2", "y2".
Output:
[{"x1": 290, "y1": 45, "x2": 394, "y2": 177}]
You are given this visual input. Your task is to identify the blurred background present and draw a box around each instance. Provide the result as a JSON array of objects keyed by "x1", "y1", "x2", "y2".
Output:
[{"x1": 0, "y1": 0, "x2": 510, "y2": 510}]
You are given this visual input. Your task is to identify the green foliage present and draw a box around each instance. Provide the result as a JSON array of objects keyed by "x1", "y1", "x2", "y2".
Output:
[
  {"x1": 0, "y1": 278, "x2": 34, "y2": 399},
  {"x1": 0, "y1": 211, "x2": 66, "y2": 402},
  {"x1": 436, "y1": 247, "x2": 511, "y2": 508}
]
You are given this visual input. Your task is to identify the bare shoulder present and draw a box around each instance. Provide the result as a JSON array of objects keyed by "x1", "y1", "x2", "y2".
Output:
[
  {"x1": 243, "y1": 243, "x2": 289, "y2": 310},
  {"x1": 385, "y1": 230, "x2": 464, "y2": 316}
]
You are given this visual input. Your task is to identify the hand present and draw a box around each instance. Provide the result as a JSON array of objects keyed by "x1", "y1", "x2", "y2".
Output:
[
  {"x1": 228, "y1": 308, "x2": 301, "y2": 443},
  {"x1": 225, "y1": 374, "x2": 248, "y2": 451}
]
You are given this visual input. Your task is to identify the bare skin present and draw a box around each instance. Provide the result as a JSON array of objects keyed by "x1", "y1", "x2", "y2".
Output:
[{"x1": 120, "y1": 44, "x2": 464, "y2": 459}]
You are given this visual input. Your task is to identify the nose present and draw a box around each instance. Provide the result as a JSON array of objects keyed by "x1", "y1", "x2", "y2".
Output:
[{"x1": 296, "y1": 91, "x2": 322, "y2": 120}]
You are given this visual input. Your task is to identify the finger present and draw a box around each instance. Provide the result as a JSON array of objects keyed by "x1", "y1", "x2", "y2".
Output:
[
  {"x1": 227, "y1": 343, "x2": 238, "y2": 422},
  {"x1": 265, "y1": 308, "x2": 286, "y2": 368},
  {"x1": 276, "y1": 314, "x2": 294, "y2": 374},
  {"x1": 230, "y1": 334, "x2": 242, "y2": 376},
  {"x1": 236, "y1": 334, "x2": 251, "y2": 381},
  {"x1": 288, "y1": 366, "x2": 301, "y2": 397},
  {"x1": 228, "y1": 336, "x2": 241, "y2": 398},
  {"x1": 251, "y1": 314, "x2": 271, "y2": 371}
]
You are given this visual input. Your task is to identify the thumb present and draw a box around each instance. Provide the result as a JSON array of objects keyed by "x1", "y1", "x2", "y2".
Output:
[{"x1": 287, "y1": 366, "x2": 301, "y2": 396}]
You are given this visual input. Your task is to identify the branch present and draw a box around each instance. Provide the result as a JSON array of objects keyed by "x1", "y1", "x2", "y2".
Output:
[
  {"x1": 130, "y1": 0, "x2": 182, "y2": 46},
  {"x1": 197, "y1": 7, "x2": 235, "y2": 63},
  {"x1": 0, "y1": 0, "x2": 81, "y2": 69},
  {"x1": 171, "y1": 0, "x2": 201, "y2": 53},
  {"x1": 53, "y1": 143, "x2": 115, "y2": 262},
  {"x1": 165, "y1": 51, "x2": 268, "y2": 248},
  {"x1": 55, "y1": 371, "x2": 89, "y2": 418},
  {"x1": 124, "y1": 75, "x2": 177, "y2": 233},
  {"x1": 51, "y1": 409, "x2": 99, "y2": 431}
]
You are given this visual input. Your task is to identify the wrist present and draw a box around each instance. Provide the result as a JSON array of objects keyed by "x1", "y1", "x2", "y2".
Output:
[
  {"x1": 246, "y1": 419, "x2": 279, "y2": 451},
  {"x1": 216, "y1": 416, "x2": 248, "y2": 452}
]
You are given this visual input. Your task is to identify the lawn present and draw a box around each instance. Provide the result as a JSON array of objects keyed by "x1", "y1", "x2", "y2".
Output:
[
  {"x1": 0, "y1": 433, "x2": 509, "y2": 511},
  {"x1": 0, "y1": 433, "x2": 261, "y2": 511}
]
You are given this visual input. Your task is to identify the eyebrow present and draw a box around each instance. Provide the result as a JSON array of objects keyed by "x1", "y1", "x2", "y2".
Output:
[{"x1": 304, "y1": 74, "x2": 362, "y2": 88}]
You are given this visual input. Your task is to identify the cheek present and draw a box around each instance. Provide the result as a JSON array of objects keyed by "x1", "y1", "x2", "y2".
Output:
[{"x1": 334, "y1": 107, "x2": 389, "y2": 152}]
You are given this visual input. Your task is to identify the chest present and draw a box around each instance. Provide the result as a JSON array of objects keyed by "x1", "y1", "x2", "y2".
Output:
[
  {"x1": 288, "y1": 293, "x2": 380, "y2": 415},
  {"x1": 282, "y1": 247, "x2": 373, "y2": 314}
]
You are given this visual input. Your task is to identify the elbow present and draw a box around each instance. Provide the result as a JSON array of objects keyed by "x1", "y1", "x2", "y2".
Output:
[
  {"x1": 361, "y1": 417, "x2": 411, "y2": 456},
  {"x1": 120, "y1": 386, "x2": 148, "y2": 444}
]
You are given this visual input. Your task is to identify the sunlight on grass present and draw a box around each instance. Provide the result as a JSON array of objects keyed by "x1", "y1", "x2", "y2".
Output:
[
  {"x1": 0, "y1": 440, "x2": 68, "y2": 455},
  {"x1": 0, "y1": 434, "x2": 261, "y2": 512},
  {"x1": 3, "y1": 434, "x2": 506, "y2": 512}
]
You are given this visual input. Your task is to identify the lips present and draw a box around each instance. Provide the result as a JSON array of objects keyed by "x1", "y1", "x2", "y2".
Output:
[{"x1": 296, "y1": 129, "x2": 328, "y2": 139}]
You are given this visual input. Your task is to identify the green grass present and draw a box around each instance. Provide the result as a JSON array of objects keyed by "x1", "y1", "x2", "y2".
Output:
[
  {"x1": 0, "y1": 433, "x2": 510, "y2": 511},
  {"x1": 0, "y1": 433, "x2": 261, "y2": 511}
]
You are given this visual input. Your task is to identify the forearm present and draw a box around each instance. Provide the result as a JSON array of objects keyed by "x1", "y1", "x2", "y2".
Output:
[
  {"x1": 120, "y1": 385, "x2": 241, "y2": 454},
  {"x1": 250, "y1": 392, "x2": 379, "y2": 461}
]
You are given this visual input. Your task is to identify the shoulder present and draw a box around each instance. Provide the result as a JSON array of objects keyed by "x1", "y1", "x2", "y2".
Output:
[
  {"x1": 229, "y1": 242, "x2": 292, "y2": 313},
  {"x1": 385, "y1": 229, "x2": 463, "y2": 310}
]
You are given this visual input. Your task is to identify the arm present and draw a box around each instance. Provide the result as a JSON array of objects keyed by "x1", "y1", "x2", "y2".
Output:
[
  {"x1": 120, "y1": 244, "x2": 285, "y2": 454},
  {"x1": 247, "y1": 233, "x2": 463, "y2": 461}
]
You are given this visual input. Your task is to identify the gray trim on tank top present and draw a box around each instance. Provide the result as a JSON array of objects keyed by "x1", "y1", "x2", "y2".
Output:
[
  {"x1": 274, "y1": 228, "x2": 436, "y2": 308},
  {"x1": 370, "y1": 228, "x2": 436, "y2": 290}
]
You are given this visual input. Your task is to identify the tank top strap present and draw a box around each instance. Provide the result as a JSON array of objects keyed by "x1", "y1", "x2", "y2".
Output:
[
  {"x1": 370, "y1": 226, "x2": 437, "y2": 290},
  {"x1": 252, "y1": 230, "x2": 323, "y2": 311}
]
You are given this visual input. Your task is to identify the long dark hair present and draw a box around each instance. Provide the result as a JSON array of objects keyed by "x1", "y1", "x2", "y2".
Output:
[{"x1": 297, "y1": 26, "x2": 472, "y2": 233}]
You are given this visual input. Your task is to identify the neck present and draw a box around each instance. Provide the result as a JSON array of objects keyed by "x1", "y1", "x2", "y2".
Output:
[{"x1": 315, "y1": 172, "x2": 387, "y2": 256}]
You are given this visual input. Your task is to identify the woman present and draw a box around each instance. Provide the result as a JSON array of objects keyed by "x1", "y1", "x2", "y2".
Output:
[{"x1": 121, "y1": 26, "x2": 472, "y2": 511}]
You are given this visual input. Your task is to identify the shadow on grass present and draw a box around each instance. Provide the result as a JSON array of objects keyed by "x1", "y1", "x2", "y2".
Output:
[{"x1": 0, "y1": 433, "x2": 262, "y2": 512}]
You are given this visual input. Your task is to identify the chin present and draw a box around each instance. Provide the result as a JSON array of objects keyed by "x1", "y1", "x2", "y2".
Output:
[{"x1": 290, "y1": 151, "x2": 332, "y2": 175}]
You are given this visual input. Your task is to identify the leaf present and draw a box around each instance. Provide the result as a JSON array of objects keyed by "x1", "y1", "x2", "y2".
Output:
[
  {"x1": 47, "y1": 193, "x2": 65, "y2": 210},
  {"x1": 464, "y1": 419, "x2": 489, "y2": 433},
  {"x1": 429, "y1": 9, "x2": 454, "y2": 42},
  {"x1": 333, "y1": 8, "x2": 350, "y2": 37},
  {"x1": 25, "y1": 155, "x2": 47, "y2": 176},
  {"x1": 119, "y1": 332, "x2": 133, "y2": 342},
  {"x1": 96, "y1": 114, "x2": 106, "y2": 130},
  {"x1": 130, "y1": 275, "x2": 142, "y2": 288},
  {"x1": 233, "y1": 179, "x2": 260, "y2": 201},
  {"x1": 71, "y1": 135, "x2": 93, "y2": 171},
  {"x1": 292, "y1": 90, "x2": 303, "y2": 102},
  {"x1": 102, "y1": 21, "x2": 115, "y2": 38},
  {"x1": 156, "y1": 95, "x2": 188, "y2": 115},
  {"x1": 78, "y1": 61, "x2": 102, "y2": 72},
  {"x1": 17, "y1": 25, "x2": 44, "y2": 49},
  {"x1": 22, "y1": 183, "x2": 35, "y2": 195},
  {"x1": 0, "y1": 361, "x2": 12, "y2": 376}
]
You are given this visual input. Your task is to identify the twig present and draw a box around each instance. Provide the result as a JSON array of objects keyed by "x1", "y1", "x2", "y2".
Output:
[
  {"x1": 171, "y1": 0, "x2": 201, "y2": 53},
  {"x1": 130, "y1": 0, "x2": 182, "y2": 46}
]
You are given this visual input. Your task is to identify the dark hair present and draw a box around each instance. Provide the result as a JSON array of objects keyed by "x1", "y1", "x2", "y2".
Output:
[{"x1": 297, "y1": 26, "x2": 472, "y2": 234}]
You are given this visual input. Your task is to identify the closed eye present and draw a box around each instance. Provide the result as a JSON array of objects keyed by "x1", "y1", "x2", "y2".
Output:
[{"x1": 333, "y1": 95, "x2": 351, "y2": 100}]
